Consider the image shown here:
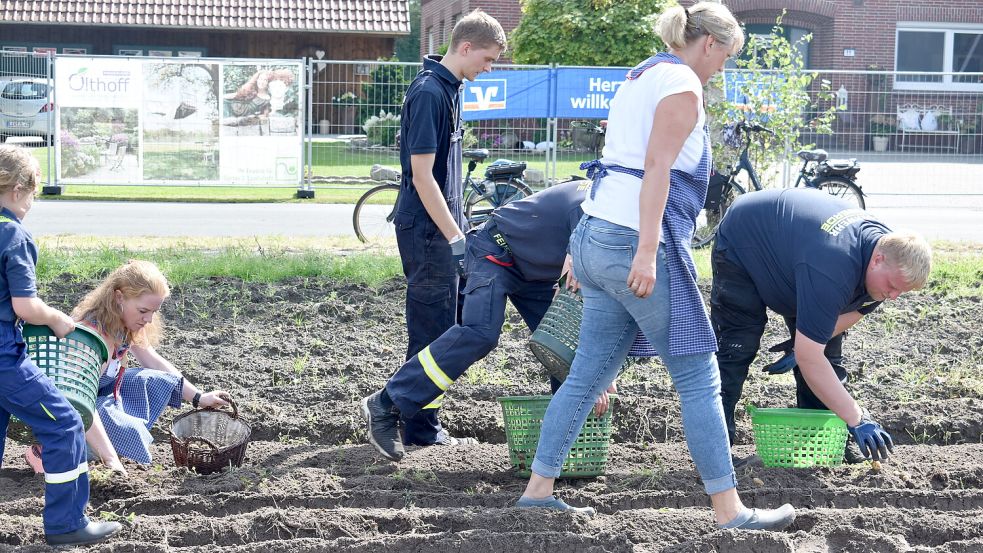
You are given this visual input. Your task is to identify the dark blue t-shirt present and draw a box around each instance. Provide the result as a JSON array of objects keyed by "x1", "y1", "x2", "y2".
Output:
[
  {"x1": 490, "y1": 179, "x2": 590, "y2": 281},
  {"x1": 396, "y1": 55, "x2": 462, "y2": 222},
  {"x1": 717, "y1": 188, "x2": 887, "y2": 344},
  {"x1": 0, "y1": 207, "x2": 39, "y2": 322}
]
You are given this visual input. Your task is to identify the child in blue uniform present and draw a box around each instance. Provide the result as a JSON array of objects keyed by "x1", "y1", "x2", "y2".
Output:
[
  {"x1": 0, "y1": 144, "x2": 120, "y2": 546},
  {"x1": 71, "y1": 260, "x2": 231, "y2": 473}
]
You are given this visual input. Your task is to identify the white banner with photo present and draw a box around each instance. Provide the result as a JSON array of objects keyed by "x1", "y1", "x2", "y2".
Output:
[{"x1": 55, "y1": 56, "x2": 303, "y2": 185}]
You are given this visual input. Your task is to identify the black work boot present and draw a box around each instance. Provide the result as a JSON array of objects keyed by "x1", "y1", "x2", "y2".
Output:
[
  {"x1": 46, "y1": 520, "x2": 122, "y2": 546},
  {"x1": 843, "y1": 436, "x2": 868, "y2": 464},
  {"x1": 361, "y1": 391, "x2": 405, "y2": 461}
]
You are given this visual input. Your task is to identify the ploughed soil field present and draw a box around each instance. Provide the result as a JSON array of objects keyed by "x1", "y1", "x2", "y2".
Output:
[{"x1": 1, "y1": 273, "x2": 982, "y2": 552}]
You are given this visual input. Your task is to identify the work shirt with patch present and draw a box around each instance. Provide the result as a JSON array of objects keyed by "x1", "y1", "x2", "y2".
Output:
[
  {"x1": 716, "y1": 188, "x2": 886, "y2": 344},
  {"x1": 490, "y1": 179, "x2": 590, "y2": 282},
  {"x1": 0, "y1": 206, "x2": 38, "y2": 322},
  {"x1": 396, "y1": 55, "x2": 464, "y2": 227}
]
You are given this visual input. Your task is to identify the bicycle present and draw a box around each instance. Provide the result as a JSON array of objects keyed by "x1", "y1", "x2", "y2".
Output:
[
  {"x1": 570, "y1": 119, "x2": 607, "y2": 159},
  {"x1": 352, "y1": 148, "x2": 534, "y2": 243},
  {"x1": 692, "y1": 120, "x2": 865, "y2": 248}
]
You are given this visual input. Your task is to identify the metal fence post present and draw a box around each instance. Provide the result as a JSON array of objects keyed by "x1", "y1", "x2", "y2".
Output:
[
  {"x1": 47, "y1": 52, "x2": 60, "y2": 194},
  {"x1": 296, "y1": 56, "x2": 315, "y2": 198}
]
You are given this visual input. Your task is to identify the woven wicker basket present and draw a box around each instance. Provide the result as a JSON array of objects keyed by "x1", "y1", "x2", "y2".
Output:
[{"x1": 170, "y1": 398, "x2": 251, "y2": 474}]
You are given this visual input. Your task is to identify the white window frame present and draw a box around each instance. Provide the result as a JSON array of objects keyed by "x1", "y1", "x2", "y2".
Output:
[{"x1": 895, "y1": 22, "x2": 983, "y2": 91}]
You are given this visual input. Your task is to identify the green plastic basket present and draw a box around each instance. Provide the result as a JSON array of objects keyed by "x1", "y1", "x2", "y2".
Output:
[
  {"x1": 748, "y1": 405, "x2": 848, "y2": 468},
  {"x1": 528, "y1": 286, "x2": 582, "y2": 382},
  {"x1": 6, "y1": 324, "x2": 109, "y2": 444},
  {"x1": 497, "y1": 394, "x2": 616, "y2": 478}
]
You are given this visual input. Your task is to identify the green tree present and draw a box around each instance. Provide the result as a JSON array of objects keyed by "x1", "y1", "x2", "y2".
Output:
[
  {"x1": 394, "y1": 0, "x2": 421, "y2": 62},
  {"x1": 356, "y1": 61, "x2": 415, "y2": 128},
  {"x1": 706, "y1": 14, "x2": 840, "y2": 182},
  {"x1": 510, "y1": 0, "x2": 668, "y2": 66}
]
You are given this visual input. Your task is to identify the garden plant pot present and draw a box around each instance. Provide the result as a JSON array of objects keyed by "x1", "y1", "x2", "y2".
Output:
[{"x1": 872, "y1": 135, "x2": 889, "y2": 152}]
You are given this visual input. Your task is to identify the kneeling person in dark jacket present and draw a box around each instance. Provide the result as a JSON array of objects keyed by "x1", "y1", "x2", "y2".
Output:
[{"x1": 361, "y1": 179, "x2": 610, "y2": 461}]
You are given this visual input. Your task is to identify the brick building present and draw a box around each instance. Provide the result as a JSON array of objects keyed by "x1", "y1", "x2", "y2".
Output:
[
  {"x1": 421, "y1": 0, "x2": 983, "y2": 82},
  {"x1": 725, "y1": 0, "x2": 983, "y2": 151},
  {"x1": 419, "y1": 0, "x2": 522, "y2": 59},
  {"x1": 420, "y1": 0, "x2": 983, "y2": 151}
]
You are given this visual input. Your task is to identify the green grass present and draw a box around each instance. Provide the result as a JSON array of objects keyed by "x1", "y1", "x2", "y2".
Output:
[
  {"x1": 35, "y1": 238, "x2": 403, "y2": 287},
  {"x1": 32, "y1": 142, "x2": 594, "y2": 203},
  {"x1": 32, "y1": 238, "x2": 979, "y2": 294}
]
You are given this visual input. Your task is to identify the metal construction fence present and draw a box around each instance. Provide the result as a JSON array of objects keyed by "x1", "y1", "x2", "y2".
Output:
[{"x1": 3, "y1": 50, "x2": 983, "y2": 207}]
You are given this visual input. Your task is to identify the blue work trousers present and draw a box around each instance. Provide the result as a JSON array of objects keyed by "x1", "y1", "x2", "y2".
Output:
[
  {"x1": 710, "y1": 243, "x2": 847, "y2": 445},
  {"x1": 395, "y1": 210, "x2": 460, "y2": 443},
  {"x1": 0, "y1": 323, "x2": 90, "y2": 536},
  {"x1": 388, "y1": 226, "x2": 559, "y2": 439}
]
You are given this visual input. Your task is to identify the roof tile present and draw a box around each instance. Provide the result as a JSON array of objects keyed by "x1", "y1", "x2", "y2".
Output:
[{"x1": 0, "y1": 0, "x2": 409, "y2": 33}]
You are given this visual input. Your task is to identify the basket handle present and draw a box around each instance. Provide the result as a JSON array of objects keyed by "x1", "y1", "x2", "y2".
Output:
[
  {"x1": 203, "y1": 392, "x2": 238, "y2": 419},
  {"x1": 223, "y1": 394, "x2": 238, "y2": 419},
  {"x1": 184, "y1": 435, "x2": 220, "y2": 452},
  {"x1": 556, "y1": 275, "x2": 582, "y2": 301}
]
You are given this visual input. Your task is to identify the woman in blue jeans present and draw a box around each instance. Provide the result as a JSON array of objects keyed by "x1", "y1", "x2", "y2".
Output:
[{"x1": 515, "y1": 2, "x2": 795, "y2": 531}]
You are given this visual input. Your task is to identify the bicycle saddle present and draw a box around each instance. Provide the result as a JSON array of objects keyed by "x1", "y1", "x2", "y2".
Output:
[
  {"x1": 796, "y1": 149, "x2": 828, "y2": 162},
  {"x1": 463, "y1": 149, "x2": 490, "y2": 161}
]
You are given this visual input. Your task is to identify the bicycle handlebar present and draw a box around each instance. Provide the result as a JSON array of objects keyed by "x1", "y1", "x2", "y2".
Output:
[{"x1": 735, "y1": 120, "x2": 774, "y2": 135}]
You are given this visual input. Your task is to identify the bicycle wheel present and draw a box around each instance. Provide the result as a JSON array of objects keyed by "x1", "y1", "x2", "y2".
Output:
[
  {"x1": 692, "y1": 180, "x2": 745, "y2": 248},
  {"x1": 813, "y1": 176, "x2": 865, "y2": 210},
  {"x1": 464, "y1": 179, "x2": 534, "y2": 228},
  {"x1": 352, "y1": 183, "x2": 401, "y2": 243}
]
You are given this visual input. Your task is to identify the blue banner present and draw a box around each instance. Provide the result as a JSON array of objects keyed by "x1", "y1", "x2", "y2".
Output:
[
  {"x1": 553, "y1": 67, "x2": 628, "y2": 119},
  {"x1": 461, "y1": 69, "x2": 551, "y2": 121},
  {"x1": 723, "y1": 71, "x2": 780, "y2": 119}
]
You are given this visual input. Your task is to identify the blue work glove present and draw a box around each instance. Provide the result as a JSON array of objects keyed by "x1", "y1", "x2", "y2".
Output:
[
  {"x1": 848, "y1": 410, "x2": 894, "y2": 461},
  {"x1": 762, "y1": 338, "x2": 796, "y2": 375},
  {"x1": 449, "y1": 234, "x2": 467, "y2": 278}
]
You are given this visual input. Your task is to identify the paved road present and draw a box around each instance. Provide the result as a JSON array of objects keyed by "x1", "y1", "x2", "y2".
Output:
[{"x1": 26, "y1": 200, "x2": 983, "y2": 242}]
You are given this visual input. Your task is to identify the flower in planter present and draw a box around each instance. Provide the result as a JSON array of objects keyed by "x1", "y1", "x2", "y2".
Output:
[
  {"x1": 362, "y1": 110, "x2": 400, "y2": 146},
  {"x1": 331, "y1": 91, "x2": 360, "y2": 105},
  {"x1": 868, "y1": 114, "x2": 896, "y2": 137}
]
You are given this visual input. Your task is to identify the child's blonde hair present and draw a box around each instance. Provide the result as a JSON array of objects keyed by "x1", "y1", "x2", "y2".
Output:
[
  {"x1": 72, "y1": 260, "x2": 170, "y2": 347},
  {"x1": 0, "y1": 144, "x2": 40, "y2": 197}
]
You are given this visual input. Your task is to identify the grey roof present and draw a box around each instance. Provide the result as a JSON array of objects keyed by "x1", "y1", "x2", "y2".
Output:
[{"x1": 0, "y1": 1, "x2": 410, "y2": 34}]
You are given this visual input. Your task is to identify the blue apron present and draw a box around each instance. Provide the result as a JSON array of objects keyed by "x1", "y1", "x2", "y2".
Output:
[
  {"x1": 445, "y1": 84, "x2": 466, "y2": 230},
  {"x1": 580, "y1": 53, "x2": 717, "y2": 357}
]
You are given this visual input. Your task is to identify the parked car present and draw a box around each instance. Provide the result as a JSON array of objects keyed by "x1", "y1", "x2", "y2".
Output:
[{"x1": 0, "y1": 77, "x2": 52, "y2": 144}]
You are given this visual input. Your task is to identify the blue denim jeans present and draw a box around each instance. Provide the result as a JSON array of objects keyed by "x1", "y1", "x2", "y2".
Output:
[{"x1": 530, "y1": 216, "x2": 737, "y2": 495}]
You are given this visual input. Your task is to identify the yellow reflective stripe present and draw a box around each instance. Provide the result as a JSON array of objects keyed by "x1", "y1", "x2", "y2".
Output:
[
  {"x1": 0, "y1": 216, "x2": 12, "y2": 223},
  {"x1": 419, "y1": 346, "x2": 452, "y2": 391},
  {"x1": 45, "y1": 462, "x2": 89, "y2": 484},
  {"x1": 40, "y1": 403, "x2": 56, "y2": 421},
  {"x1": 422, "y1": 393, "x2": 444, "y2": 409}
]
